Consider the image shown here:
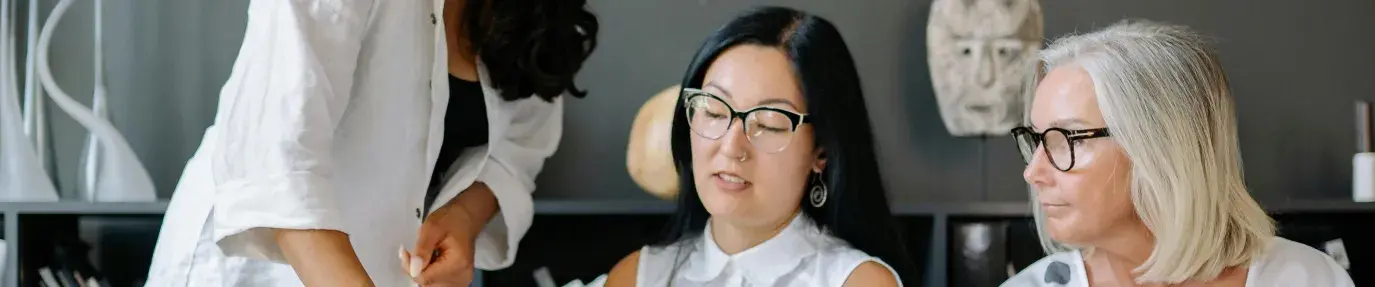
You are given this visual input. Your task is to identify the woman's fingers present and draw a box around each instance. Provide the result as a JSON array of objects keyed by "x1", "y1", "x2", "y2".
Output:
[
  {"x1": 399, "y1": 246, "x2": 417, "y2": 278},
  {"x1": 413, "y1": 220, "x2": 447, "y2": 268},
  {"x1": 413, "y1": 237, "x2": 475, "y2": 285}
]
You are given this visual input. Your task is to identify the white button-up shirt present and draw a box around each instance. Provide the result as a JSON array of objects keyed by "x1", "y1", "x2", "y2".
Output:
[
  {"x1": 636, "y1": 213, "x2": 903, "y2": 287},
  {"x1": 1002, "y1": 237, "x2": 1355, "y2": 287},
  {"x1": 145, "y1": 0, "x2": 560, "y2": 285}
]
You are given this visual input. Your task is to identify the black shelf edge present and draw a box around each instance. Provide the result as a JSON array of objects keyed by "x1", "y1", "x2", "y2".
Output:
[
  {"x1": 1263, "y1": 200, "x2": 1375, "y2": 214},
  {"x1": 529, "y1": 199, "x2": 1375, "y2": 216},
  {"x1": 892, "y1": 202, "x2": 1032, "y2": 216},
  {"x1": 0, "y1": 199, "x2": 1362, "y2": 216},
  {"x1": 528, "y1": 200, "x2": 1034, "y2": 216},
  {"x1": 0, "y1": 201, "x2": 170, "y2": 215},
  {"x1": 534, "y1": 199, "x2": 676, "y2": 215}
]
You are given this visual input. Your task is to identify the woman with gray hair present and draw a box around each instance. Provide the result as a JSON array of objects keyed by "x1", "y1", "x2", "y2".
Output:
[{"x1": 1003, "y1": 20, "x2": 1353, "y2": 286}]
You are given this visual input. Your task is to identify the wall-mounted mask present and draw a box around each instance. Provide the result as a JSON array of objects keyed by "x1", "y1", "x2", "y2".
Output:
[{"x1": 927, "y1": 0, "x2": 1044, "y2": 136}]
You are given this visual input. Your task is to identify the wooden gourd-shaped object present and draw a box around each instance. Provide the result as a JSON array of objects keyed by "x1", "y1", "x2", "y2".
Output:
[{"x1": 627, "y1": 85, "x2": 681, "y2": 200}]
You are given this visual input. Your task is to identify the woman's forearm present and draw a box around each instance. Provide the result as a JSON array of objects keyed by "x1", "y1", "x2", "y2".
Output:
[
  {"x1": 455, "y1": 182, "x2": 499, "y2": 235},
  {"x1": 274, "y1": 229, "x2": 375, "y2": 287}
]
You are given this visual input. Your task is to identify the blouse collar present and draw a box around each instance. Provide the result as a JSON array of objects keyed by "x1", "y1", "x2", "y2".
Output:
[{"x1": 682, "y1": 212, "x2": 821, "y2": 284}]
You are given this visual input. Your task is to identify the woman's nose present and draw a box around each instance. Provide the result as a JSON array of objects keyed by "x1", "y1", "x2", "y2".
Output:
[
  {"x1": 718, "y1": 118, "x2": 751, "y2": 160},
  {"x1": 1023, "y1": 146, "x2": 1055, "y2": 188}
]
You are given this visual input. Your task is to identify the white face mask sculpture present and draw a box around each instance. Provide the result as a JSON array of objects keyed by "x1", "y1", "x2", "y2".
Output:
[{"x1": 927, "y1": 0, "x2": 1043, "y2": 136}]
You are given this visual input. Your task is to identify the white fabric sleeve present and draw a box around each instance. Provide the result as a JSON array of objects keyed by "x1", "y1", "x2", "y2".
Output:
[
  {"x1": 209, "y1": 0, "x2": 374, "y2": 263},
  {"x1": 1249, "y1": 239, "x2": 1355, "y2": 287},
  {"x1": 470, "y1": 96, "x2": 564, "y2": 270}
]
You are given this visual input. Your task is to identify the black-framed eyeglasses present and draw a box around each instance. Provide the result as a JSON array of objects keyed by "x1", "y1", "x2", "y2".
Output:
[
  {"x1": 1010, "y1": 126, "x2": 1111, "y2": 172},
  {"x1": 682, "y1": 88, "x2": 812, "y2": 153}
]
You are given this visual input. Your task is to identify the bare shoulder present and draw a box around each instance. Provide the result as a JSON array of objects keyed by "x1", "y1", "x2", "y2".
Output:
[
  {"x1": 842, "y1": 261, "x2": 900, "y2": 287},
  {"x1": 605, "y1": 250, "x2": 641, "y2": 287}
]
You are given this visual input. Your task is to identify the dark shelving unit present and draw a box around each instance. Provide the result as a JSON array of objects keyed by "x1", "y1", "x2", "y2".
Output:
[{"x1": 2, "y1": 199, "x2": 1371, "y2": 287}]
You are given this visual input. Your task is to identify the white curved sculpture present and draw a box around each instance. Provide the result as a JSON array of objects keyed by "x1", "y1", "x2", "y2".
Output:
[
  {"x1": 0, "y1": 0, "x2": 58, "y2": 201},
  {"x1": 38, "y1": 0, "x2": 156, "y2": 202},
  {"x1": 22, "y1": 0, "x2": 46, "y2": 163},
  {"x1": 79, "y1": 0, "x2": 115, "y2": 200},
  {"x1": 927, "y1": 0, "x2": 1044, "y2": 136}
]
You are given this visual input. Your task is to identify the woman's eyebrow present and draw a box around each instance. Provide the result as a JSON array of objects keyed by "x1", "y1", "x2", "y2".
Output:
[
  {"x1": 705, "y1": 82, "x2": 733, "y2": 99},
  {"x1": 756, "y1": 98, "x2": 800, "y2": 111},
  {"x1": 1048, "y1": 118, "x2": 1091, "y2": 129}
]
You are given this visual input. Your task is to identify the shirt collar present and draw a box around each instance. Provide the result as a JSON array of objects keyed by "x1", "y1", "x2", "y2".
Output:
[{"x1": 682, "y1": 212, "x2": 821, "y2": 284}]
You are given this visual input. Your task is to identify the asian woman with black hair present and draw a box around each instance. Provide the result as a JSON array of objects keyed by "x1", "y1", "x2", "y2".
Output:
[{"x1": 606, "y1": 6, "x2": 914, "y2": 287}]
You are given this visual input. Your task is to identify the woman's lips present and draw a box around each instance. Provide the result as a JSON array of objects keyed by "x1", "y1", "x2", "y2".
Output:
[{"x1": 713, "y1": 173, "x2": 751, "y2": 192}]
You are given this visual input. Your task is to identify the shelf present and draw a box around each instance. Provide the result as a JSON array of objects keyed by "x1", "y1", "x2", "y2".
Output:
[
  {"x1": 0, "y1": 199, "x2": 1362, "y2": 216},
  {"x1": 529, "y1": 199, "x2": 1375, "y2": 216},
  {"x1": 529, "y1": 199, "x2": 1032, "y2": 216},
  {"x1": 529, "y1": 200, "x2": 1032, "y2": 216},
  {"x1": 534, "y1": 199, "x2": 675, "y2": 215},
  {"x1": 1263, "y1": 200, "x2": 1375, "y2": 214},
  {"x1": 893, "y1": 201, "x2": 1031, "y2": 216},
  {"x1": 0, "y1": 201, "x2": 169, "y2": 215}
]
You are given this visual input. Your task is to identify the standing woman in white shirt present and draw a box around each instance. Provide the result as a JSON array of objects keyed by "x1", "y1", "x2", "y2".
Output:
[
  {"x1": 1003, "y1": 20, "x2": 1353, "y2": 287},
  {"x1": 605, "y1": 7, "x2": 914, "y2": 287},
  {"x1": 145, "y1": 0, "x2": 597, "y2": 286}
]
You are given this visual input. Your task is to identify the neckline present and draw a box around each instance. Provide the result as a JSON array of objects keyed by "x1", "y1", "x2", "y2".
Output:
[
  {"x1": 448, "y1": 74, "x2": 479, "y2": 85},
  {"x1": 683, "y1": 212, "x2": 819, "y2": 284}
]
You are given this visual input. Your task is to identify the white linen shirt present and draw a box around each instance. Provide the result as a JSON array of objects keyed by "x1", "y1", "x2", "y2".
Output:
[
  {"x1": 635, "y1": 213, "x2": 903, "y2": 287},
  {"x1": 145, "y1": 0, "x2": 561, "y2": 285},
  {"x1": 1001, "y1": 237, "x2": 1355, "y2": 287}
]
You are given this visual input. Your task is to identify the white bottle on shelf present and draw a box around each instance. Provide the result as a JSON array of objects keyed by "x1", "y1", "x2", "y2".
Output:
[
  {"x1": 1353, "y1": 101, "x2": 1374, "y2": 202},
  {"x1": 1353, "y1": 153, "x2": 1375, "y2": 202}
]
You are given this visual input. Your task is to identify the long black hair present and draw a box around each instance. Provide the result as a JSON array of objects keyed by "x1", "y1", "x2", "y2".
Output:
[
  {"x1": 657, "y1": 6, "x2": 916, "y2": 283},
  {"x1": 464, "y1": 0, "x2": 598, "y2": 101}
]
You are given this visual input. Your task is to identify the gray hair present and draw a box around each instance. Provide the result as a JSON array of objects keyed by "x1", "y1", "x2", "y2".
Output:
[{"x1": 1027, "y1": 20, "x2": 1275, "y2": 284}]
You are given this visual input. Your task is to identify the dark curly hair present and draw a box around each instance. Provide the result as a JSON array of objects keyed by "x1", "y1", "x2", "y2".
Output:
[{"x1": 464, "y1": 0, "x2": 598, "y2": 102}]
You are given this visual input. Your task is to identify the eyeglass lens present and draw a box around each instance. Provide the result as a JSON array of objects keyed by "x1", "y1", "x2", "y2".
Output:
[
  {"x1": 1015, "y1": 129, "x2": 1074, "y2": 171},
  {"x1": 685, "y1": 95, "x2": 799, "y2": 153}
]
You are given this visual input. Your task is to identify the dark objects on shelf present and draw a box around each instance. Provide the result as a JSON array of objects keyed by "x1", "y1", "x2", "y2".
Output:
[
  {"x1": 481, "y1": 215, "x2": 669, "y2": 287},
  {"x1": 948, "y1": 220, "x2": 1008, "y2": 287},
  {"x1": 944, "y1": 217, "x2": 1042, "y2": 287},
  {"x1": 19, "y1": 215, "x2": 162, "y2": 287},
  {"x1": 46, "y1": 235, "x2": 106, "y2": 287}
]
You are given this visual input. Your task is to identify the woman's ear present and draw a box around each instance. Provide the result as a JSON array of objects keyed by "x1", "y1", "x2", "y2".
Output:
[{"x1": 812, "y1": 148, "x2": 827, "y2": 173}]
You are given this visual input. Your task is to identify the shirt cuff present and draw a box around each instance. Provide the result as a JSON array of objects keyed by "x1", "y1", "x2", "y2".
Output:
[
  {"x1": 212, "y1": 171, "x2": 344, "y2": 263},
  {"x1": 471, "y1": 162, "x2": 535, "y2": 270}
]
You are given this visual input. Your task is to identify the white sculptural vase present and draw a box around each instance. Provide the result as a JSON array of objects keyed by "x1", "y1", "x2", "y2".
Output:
[
  {"x1": 0, "y1": 0, "x2": 57, "y2": 202},
  {"x1": 36, "y1": 0, "x2": 157, "y2": 202}
]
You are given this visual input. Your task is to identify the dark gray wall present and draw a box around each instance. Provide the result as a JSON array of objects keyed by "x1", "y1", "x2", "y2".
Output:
[
  {"x1": 40, "y1": 0, "x2": 1375, "y2": 204},
  {"x1": 540, "y1": 0, "x2": 1375, "y2": 204}
]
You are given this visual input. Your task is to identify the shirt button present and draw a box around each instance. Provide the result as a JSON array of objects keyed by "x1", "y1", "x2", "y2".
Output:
[
  {"x1": 415, "y1": 208, "x2": 422, "y2": 219},
  {"x1": 430, "y1": 14, "x2": 437, "y2": 25}
]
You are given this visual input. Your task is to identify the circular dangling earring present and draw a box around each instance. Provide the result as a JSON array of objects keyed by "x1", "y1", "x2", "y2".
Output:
[{"x1": 809, "y1": 172, "x2": 828, "y2": 208}]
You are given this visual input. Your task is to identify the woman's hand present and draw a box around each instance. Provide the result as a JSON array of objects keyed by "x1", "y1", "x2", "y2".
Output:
[{"x1": 402, "y1": 183, "x2": 499, "y2": 286}]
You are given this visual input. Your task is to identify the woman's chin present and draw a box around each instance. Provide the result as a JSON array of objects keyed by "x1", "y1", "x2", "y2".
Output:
[
  {"x1": 701, "y1": 197, "x2": 741, "y2": 218},
  {"x1": 1045, "y1": 219, "x2": 1085, "y2": 245}
]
